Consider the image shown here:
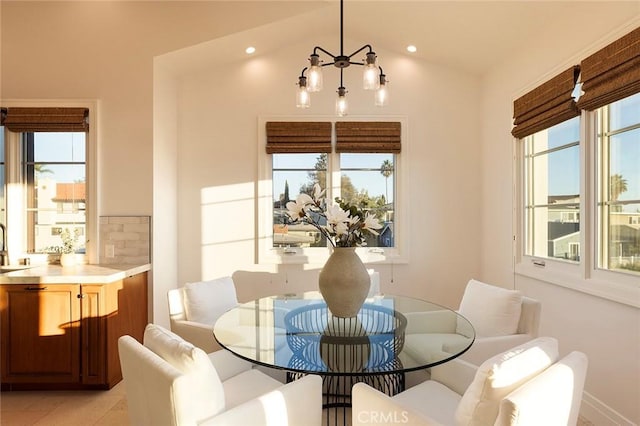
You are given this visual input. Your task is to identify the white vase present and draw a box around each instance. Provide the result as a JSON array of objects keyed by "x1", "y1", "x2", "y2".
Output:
[
  {"x1": 318, "y1": 247, "x2": 370, "y2": 318},
  {"x1": 59, "y1": 253, "x2": 77, "y2": 267}
]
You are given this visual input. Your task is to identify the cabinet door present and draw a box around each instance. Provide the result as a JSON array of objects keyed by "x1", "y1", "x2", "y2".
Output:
[
  {"x1": 80, "y1": 284, "x2": 109, "y2": 385},
  {"x1": 0, "y1": 284, "x2": 81, "y2": 384},
  {"x1": 82, "y1": 272, "x2": 148, "y2": 387}
]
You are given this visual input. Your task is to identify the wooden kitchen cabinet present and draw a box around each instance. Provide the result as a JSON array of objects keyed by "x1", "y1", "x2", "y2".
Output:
[
  {"x1": 0, "y1": 271, "x2": 148, "y2": 390},
  {"x1": 0, "y1": 284, "x2": 81, "y2": 385}
]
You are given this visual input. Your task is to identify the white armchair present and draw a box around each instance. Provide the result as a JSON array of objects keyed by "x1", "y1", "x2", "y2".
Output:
[
  {"x1": 118, "y1": 324, "x2": 323, "y2": 426},
  {"x1": 168, "y1": 276, "x2": 238, "y2": 353},
  {"x1": 403, "y1": 279, "x2": 541, "y2": 367},
  {"x1": 353, "y1": 337, "x2": 588, "y2": 426}
]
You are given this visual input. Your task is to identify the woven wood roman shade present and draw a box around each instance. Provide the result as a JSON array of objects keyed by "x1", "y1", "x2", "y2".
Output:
[
  {"x1": 576, "y1": 26, "x2": 640, "y2": 111},
  {"x1": 512, "y1": 66, "x2": 580, "y2": 139},
  {"x1": 265, "y1": 122, "x2": 332, "y2": 153},
  {"x1": 335, "y1": 121, "x2": 401, "y2": 153},
  {"x1": 1, "y1": 107, "x2": 89, "y2": 132}
]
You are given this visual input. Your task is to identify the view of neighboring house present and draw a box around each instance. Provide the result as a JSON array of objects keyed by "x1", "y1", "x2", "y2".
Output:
[
  {"x1": 35, "y1": 178, "x2": 86, "y2": 252},
  {"x1": 548, "y1": 194, "x2": 640, "y2": 266}
]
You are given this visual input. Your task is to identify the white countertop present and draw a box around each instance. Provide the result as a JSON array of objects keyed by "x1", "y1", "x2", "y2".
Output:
[{"x1": 0, "y1": 263, "x2": 151, "y2": 284}]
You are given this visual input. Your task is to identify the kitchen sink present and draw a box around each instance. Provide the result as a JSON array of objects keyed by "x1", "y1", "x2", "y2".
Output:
[{"x1": 0, "y1": 264, "x2": 37, "y2": 273}]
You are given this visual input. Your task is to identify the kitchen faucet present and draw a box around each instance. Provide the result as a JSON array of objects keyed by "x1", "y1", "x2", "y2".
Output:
[{"x1": 0, "y1": 223, "x2": 8, "y2": 266}]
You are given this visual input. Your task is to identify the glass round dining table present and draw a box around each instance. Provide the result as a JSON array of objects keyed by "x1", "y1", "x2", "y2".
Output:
[{"x1": 213, "y1": 291, "x2": 475, "y2": 412}]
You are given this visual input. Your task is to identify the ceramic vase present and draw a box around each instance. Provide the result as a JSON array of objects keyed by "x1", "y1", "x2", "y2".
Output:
[
  {"x1": 318, "y1": 247, "x2": 370, "y2": 317},
  {"x1": 59, "y1": 253, "x2": 76, "y2": 267}
]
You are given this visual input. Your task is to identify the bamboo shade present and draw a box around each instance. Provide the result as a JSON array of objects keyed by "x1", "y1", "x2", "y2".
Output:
[
  {"x1": 265, "y1": 122, "x2": 332, "y2": 153},
  {"x1": 576, "y1": 26, "x2": 640, "y2": 111},
  {"x1": 1, "y1": 107, "x2": 89, "y2": 132},
  {"x1": 512, "y1": 66, "x2": 580, "y2": 139},
  {"x1": 335, "y1": 122, "x2": 401, "y2": 153}
]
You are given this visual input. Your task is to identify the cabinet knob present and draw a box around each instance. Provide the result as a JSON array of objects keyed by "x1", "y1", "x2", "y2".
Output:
[{"x1": 77, "y1": 293, "x2": 86, "y2": 299}]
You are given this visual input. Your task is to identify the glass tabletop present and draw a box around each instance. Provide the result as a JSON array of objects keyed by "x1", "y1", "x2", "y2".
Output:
[{"x1": 213, "y1": 291, "x2": 475, "y2": 376}]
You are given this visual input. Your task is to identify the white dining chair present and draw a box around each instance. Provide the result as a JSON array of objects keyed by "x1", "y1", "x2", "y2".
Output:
[
  {"x1": 118, "y1": 323, "x2": 323, "y2": 426},
  {"x1": 353, "y1": 337, "x2": 588, "y2": 425},
  {"x1": 403, "y1": 279, "x2": 541, "y2": 368},
  {"x1": 167, "y1": 276, "x2": 238, "y2": 353}
]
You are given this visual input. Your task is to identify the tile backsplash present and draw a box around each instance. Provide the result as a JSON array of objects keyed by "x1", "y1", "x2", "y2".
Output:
[{"x1": 99, "y1": 216, "x2": 151, "y2": 264}]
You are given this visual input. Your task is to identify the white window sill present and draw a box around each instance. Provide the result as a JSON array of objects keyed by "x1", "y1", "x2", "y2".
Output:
[{"x1": 515, "y1": 257, "x2": 640, "y2": 308}]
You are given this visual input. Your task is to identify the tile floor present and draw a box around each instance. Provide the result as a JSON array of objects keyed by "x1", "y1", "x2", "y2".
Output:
[
  {"x1": 0, "y1": 383, "x2": 128, "y2": 426},
  {"x1": 0, "y1": 383, "x2": 595, "y2": 426}
]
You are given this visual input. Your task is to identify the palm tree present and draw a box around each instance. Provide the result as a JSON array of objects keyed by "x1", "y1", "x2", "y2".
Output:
[
  {"x1": 380, "y1": 160, "x2": 393, "y2": 204},
  {"x1": 610, "y1": 174, "x2": 628, "y2": 201},
  {"x1": 610, "y1": 174, "x2": 628, "y2": 213}
]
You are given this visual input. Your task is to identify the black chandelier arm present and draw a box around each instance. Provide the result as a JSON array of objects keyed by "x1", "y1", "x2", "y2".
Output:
[
  {"x1": 313, "y1": 46, "x2": 337, "y2": 59},
  {"x1": 346, "y1": 44, "x2": 374, "y2": 61},
  {"x1": 299, "y1": 66, "x2": 308, "y2": 78}
]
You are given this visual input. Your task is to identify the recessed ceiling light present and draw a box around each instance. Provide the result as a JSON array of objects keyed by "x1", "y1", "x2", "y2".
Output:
[
  {"x1": 406, "y1": 45, "x2": 417, "y2": 53},
  {"x1": 245, "y1": 46, "x2": 256, "y2": 55}
]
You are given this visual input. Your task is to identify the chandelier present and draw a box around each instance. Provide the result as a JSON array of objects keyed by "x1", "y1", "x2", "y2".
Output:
[{"x1": 296, "y1": 0, "x2": 388, "y2": 116}]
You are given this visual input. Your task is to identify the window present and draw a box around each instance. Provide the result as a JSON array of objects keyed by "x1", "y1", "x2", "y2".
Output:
[
  {"x1": 272, "y1": 153, "x2": 328, "y2": 248},
  {"x1": 596, "y1": 92, "x2": 640, "y2": 273},
  {"x1": 340, "y1": 153, "x2": 395, "y2": 248},
  {"x1": 1, "y1": 104, "x2": 96, "y2": 263},
  {"x1": 259, "y1": 118, "x2": 407, "y2": 264},
  {"x1": 523, "y1": 117, "x2": 580, "y2": 261},
  {"x1": 24, "y1": 132, "x2": 86, "y2": 253},
  {"x1": 514, "y1": 28, "x2": 639, "y2": 306}
]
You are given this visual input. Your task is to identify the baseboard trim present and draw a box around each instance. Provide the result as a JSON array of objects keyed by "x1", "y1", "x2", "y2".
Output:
[{"x1": 581, "y1": 391, "x2": 636, "y2": 426}]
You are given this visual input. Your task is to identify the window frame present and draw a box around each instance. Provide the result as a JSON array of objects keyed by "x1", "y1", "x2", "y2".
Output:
[
  {"x1": 2, "y1": 100, "x2": 98, "y2": 264},
  {"x1": 258, "y1": 116, "x2": 409, "y2": 265},
  {"x1": 515, "y1": 105, "x2": 639, "y2": 308},
  {"x1": 522, "y1": 117, "x2": 581, "y2": 262}
]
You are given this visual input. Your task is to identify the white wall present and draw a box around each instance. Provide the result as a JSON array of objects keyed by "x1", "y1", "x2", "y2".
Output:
[
  {"x1": 169, "y1": 29, "x2": 482, "y2": 308},
  {"x1": 481, "y1": 14, "x2": 640, "y2": 425}
]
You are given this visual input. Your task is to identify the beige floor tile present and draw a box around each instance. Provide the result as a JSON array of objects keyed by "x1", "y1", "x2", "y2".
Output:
[{"x1": 0, "y1": 410, "x2": 49, "y2": 426}]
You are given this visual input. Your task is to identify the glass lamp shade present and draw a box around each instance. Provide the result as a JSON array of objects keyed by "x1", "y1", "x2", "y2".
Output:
[
  {"x1": 363, "y1": 63, "x2": 379, "y2": 91},
  {"x1": 375, "y1": 84, "x2": 388, "y2": 107},
  {"x1": 296, "y1": 86, "x2": 311, "y2": 108},
  {"x1": 336, "y1": 93, "x2": 348, "y2": 117},
  {"x1": 307, "y1": 54, "x2": 323, "y2": 92}
]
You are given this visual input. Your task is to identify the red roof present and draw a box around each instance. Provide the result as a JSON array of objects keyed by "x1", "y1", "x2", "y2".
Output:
[{"x1": 53, "y1": 182, "x2": 86, "y2": 202}]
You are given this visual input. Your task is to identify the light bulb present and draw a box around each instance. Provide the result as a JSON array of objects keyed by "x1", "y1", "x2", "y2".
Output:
[
  {"x1": 307, "y1": 54, "x2": 323, "y2": 92},
  {"x1": 296, "y1": 86, "x2": 310, "y2": 108},
  {"x1": 375, "y1": 74, "x2": 388, "y2": 107},
  {"x1": 336, "y1": 87, "x2": 348, "y2": 117},
  {"x1": 363, "y1": 52, "x2": 379, "y2": 90}
]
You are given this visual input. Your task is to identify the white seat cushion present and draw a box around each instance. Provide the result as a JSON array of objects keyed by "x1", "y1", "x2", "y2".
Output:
[
  {"x1": 183, "y1": 276, "x2": 238, "y2": 325},
  {"x1": 455, "y1": 336, "x2": 559, "y2": 426},
  {"x1": 457, "y1": 279, "x2": 522, "y2": 337},
  {"x1": 394, "y1": 380, "x2": 461, "y2": 425},
  {"x1": 143, "y1": 324, "x2": 226, "y2": 419},
  {"x1": 222, "y1": 368, "x2": 284, "y2": 410}
]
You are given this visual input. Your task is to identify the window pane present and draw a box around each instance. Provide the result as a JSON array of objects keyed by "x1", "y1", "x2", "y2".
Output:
[
  {"x1": 34, "y1": 132, "x2": 85, "y2": 162},
  {"x1": 530, "y1": 145, "x2": 580, "y2": 205},
  {"x1": 598, "y1": 92, "x2": 640, "y2": 274},
  {"x1": 272, "y1": 153, "x2": 327, "y2": 248},
  {"x1": 24, "y1": 132, "x2": 86, "y2": 254},
  {"x1": 525, "y1": 118, "x2": 580, "y2": 261},
  {"x1": 609, "y1": 130, "x2": 640, "y2": 202},
  {"x1": 607, "y1": 203, "x2": 640, "y2": 272},
  {"x1": 340, "y1": 153, "x2": 394, "y2": 248},
  {"x1": 609, "y1": 93, "x2": 640, "y2": 131},
  {"x1": 532, "y1": 116, "x2": 579, "y2": 152}
]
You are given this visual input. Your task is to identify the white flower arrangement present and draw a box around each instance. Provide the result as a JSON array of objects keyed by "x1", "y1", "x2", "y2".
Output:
[
  {"x1": 60, "y1": 227, "x2": 80, "y2": 254},
  {"x1": 286, "y1": 184, "x2": 383, "y2": 248}
]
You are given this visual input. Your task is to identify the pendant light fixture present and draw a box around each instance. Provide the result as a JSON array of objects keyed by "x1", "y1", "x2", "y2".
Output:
[{"x1": 296, "y1": 0, "x2": 388, "y2": 115}]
